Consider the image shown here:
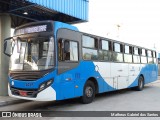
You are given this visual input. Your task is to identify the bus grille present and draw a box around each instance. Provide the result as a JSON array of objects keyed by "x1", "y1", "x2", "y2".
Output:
[{"x1": 11, "y1": 87, "x2": 38, "y2": 98}]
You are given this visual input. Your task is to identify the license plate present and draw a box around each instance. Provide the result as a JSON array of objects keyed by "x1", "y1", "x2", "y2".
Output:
[{"x1": 19, "y1": 90, "x2": 27, "y2": 97}]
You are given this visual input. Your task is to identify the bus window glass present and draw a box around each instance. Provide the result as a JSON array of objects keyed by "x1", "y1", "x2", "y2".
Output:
[
  {"x1": 142, "y1": 49, "x2": 146, "y2": 56},
  {"x1": 83, "y1": 48, "x2": 98, "y2": 60},
  {"x1": 114, "y1": 43, "x2": 120, "y2": 52},
  {"x1": 133, "y1": 55, "x2": 140, "y2": 63},
  {"x1": 70, "y1": 41, "x2": 78, "y2": 61},
  {"x1": 31, "y1": 43, "x2": 39, "y2": 62},
  {"x1": 99, "y1": 50, "x2": 111, "y2": 61},
  {"x1": 63, "y1": 40, "x2": 79, "y2": 61},
  {"x1": 148, "y1": 50, "x2": 152, "y2": 57},
  {"x1": 101, "y1": 40, "x2": 109, "y2": 50},
  {"x1": 112, "y1": 52, "x2": 123, "y2": 62},
  {"x1": 82, "y1": 36, "x2": 95, "y2": 48},
  {"x1": 148, "y1": 58, "x2": 153, "y2": 64},
  {"x1": 10, "y1": 37, "x2": 54, "y2": 71},
  {"x1": 134, "y1": 47, "x2": 138, "y2": 55},
  {"x1": 124, "y1": 45, "x2": 132, "y2": 63},
  {"x1": 124, "y1": 54, "x2": 132, "y2": 63},
  {"x1": 153, "y1": 52, "x2": 155, "y2": 58},
  {"x1": 19, "y1": 42, "x2": 26, "y2": 63},
  {"x1": 42, "y1": 42, "x2": 49, "y2": 57},
  {"x1": 125, "y1": 45, "x2": 129, "y2": 54},
  {"x1": 141, "y1": 56, "x2": 147, "y2": 63}
]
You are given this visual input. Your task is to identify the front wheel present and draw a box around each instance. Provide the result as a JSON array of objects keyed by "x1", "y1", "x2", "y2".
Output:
[
  {"x1": 136, "y1": 76, "x2": 144, "y2": 91},
  {"x1": 81, "y1": 81, "x2": 95, "y2": 104}
]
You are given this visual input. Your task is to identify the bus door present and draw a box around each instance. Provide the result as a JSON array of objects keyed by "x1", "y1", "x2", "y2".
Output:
[{"x1": 57, "y1": 29, "x2": 80, "y2": 99}]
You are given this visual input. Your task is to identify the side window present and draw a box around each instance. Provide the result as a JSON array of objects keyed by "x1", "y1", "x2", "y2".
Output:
[
  {"x1": 148, "y1": 50, "x2": 154, "y2": 64},
  {"x1": 134, "y1": 47, "x2": 139, "y2": 55},
  {"x1": 112, "y1": 42, "x2": 123, "y2": 62},
  {"x1": 133, "y1": 47, "x2": 140, "y2": 63},
  {"x1": 141, "y1": 49, "x2": 146, "y2": 56},
  {"x1": 124, "y1": 45, "x2": 132, "y2": 63},
  {"x1": 101, "y1": 40, "x2": 109, "y2": 50},
  {"x1": 153, "y1": 51, "x2": 157, "y2": 63},
  {"x1": 141, "y1": 48, "x2": 147, "y2": 63},
  {"x1": 82, "y1": 35, "x2": 95, "y2": 48},
  {"x1": 114, "y1": 43, "x2": 120, "y2": 52},
  {"x1": 58, "y1": 39, "x2": 79, "y2": 61},
  {"x1": 99, "y1": 39, "x2": 111, "y2": 61},
  {"x1": 82, "y1": 35, "x2": 98, "y2": 60}
]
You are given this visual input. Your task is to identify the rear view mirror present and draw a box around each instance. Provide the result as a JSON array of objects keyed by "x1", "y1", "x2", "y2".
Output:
[{"x1": 4, "y1": 37, "x2": 14, "y2": 57}]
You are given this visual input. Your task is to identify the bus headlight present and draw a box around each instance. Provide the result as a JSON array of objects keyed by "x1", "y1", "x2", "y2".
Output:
[
  {"x1": 47, "y1": 79, "x2": 53, "y2": 86},
  {"x1": 38, "y1": 79, "x2": 53, "y2": 91},
  {"x1": 39, "y1": 83, "x2": 45, "y2": 91}
]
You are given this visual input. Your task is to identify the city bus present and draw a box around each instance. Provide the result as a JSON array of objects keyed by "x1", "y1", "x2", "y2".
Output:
[{"x1": 4, "y1": 21, "x2": 158, "y2": 104}]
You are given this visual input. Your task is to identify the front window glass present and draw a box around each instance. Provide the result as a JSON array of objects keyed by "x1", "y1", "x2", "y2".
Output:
[{"x1": 10, "y1": 37, "x2": 54, "y2": 71}]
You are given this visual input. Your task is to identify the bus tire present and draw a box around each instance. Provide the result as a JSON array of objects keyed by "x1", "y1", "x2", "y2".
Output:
[
  {"x1": 81, "y1": 80, "x2": 95, "y2": 104},
  {"x1": 136, "y1": 75, "x2": 144, "y2": 91}
]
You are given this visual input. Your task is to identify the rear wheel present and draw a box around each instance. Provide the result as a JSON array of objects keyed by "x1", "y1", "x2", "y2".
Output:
[
  {"x1": 81, "y1": 81, "x2": 95, "y2": 104},
  {"x1": 136, "y1": 76, "x2": 144, "y2": 91}
]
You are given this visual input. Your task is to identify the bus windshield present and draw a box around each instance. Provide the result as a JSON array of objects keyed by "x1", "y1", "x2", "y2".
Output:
[{"x1": 10, "y1": 37, "x2": 54, "y2": 71}]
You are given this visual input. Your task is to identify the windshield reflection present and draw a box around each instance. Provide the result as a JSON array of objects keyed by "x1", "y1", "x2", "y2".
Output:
[{"x1": 10, "y1": 37, "x2": 54, "y2": 71}]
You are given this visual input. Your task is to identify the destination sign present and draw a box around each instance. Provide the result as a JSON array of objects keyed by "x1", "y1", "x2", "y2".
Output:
[{"x1": 15, "y1": 25, "x2": 48, "y2": 35}]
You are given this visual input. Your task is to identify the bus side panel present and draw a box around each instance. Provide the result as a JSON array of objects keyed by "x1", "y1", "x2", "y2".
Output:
[
  {"x1": 74, "y1": 61, "x2": 105, "y2": 97},
  {"x1": 128, "y1": 64, "x2": 158, "y2": 87},
  {"x1": 147, "y1": 64, "x2": 158, "y2": 83},
  {"x1": 73, "y1": 61, "x2": 116, "y2": 96},
  {"x1": 54, "y1": 61, "x2": 106, "y2": 100}
]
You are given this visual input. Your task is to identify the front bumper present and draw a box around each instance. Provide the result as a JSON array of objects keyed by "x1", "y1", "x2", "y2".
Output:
[{"x1": 8, "y1": 84, "x2": 56, "y2": 101}]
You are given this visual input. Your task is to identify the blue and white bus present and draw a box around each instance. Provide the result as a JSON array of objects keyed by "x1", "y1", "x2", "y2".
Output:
[{"x1": 4, "y1": 21, "x2": 158, "y2": 104}]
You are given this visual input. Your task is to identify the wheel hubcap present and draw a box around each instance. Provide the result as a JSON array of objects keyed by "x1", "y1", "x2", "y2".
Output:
[{"x1": 85, "y1": 86, "x2": 93, "y2": 97}]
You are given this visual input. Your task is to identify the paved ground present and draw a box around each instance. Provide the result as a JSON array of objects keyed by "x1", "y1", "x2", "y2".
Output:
[{"x1": 1, "y1": 80, "x2": 160, "y2": 120}]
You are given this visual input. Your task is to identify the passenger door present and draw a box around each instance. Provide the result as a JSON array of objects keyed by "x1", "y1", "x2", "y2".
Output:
[{"x1": 57, "y1": 29, "x2": 80, "y2": 99}]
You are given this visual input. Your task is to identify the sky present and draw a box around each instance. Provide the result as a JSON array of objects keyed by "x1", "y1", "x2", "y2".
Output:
[{"x1": 75, "y1": 0, "x2": 160, "y2": 52}]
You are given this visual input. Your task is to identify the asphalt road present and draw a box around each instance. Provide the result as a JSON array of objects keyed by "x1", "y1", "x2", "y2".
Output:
[{"x1": 1, "y1": 79, "x2": 160, "y2": 120}]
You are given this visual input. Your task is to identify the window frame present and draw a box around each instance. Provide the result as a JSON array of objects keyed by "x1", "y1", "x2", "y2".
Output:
[
  {"x1": 124, "y1": 44, "x2": 133, "y2": 63},
  {"x1": 82, "y1": 35, "x2": 99, "y2": 61},
  {"x1": 112, "y1": 42, "x2": 124, "y2": 63},
  {"x1": 58, "y1": 39, "x2": 79, "y2": 62},
  {"x1": 98, "y1": 39, "x2": 112, "y2": 61},
  {"x1": 132, "y1": 46, "x2": 141, "y2": 64},
  {"x1": 82, "y1": 35, "x2": 97, "y2": 49},
  {"x1": 140, "y1": 48, "x2": 148, "y2": 64}
]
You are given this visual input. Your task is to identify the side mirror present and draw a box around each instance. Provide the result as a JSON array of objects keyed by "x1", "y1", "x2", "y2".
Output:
[{"x1": 4, "y1": 37, "x2": 14, "y2": 57}]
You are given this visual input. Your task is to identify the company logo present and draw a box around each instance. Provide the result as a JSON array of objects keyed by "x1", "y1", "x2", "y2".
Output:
[{"x1": 2, "y1": 112, "x2": 11, "y2": 117}]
